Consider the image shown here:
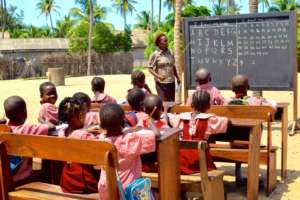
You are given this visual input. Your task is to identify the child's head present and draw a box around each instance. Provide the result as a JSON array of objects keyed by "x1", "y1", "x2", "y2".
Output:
[
  {"x1": 4, "y1": 96, "x2": 27, "y2": 125},
  {"x1": 191, "y1": 91, "x2": 211, "y2": 113},
  {"x1": 91, "y1": 77, "x2": 105, "y2": 93},
  {"x1": 39, "y1": 82, "x2": 58, "y2": 104},
  {"x1": 72, "y1": 92, "x2": 91, "y2": 110},
  {"x1": 231, "y1": 74, "x2": 249, "y2": 98},
  {"x1": 58, "y1": 97, "x2": 87, "y2": 129},
  {"x1": 131, "y1": 71, "x2": 146, "y2": 88},
  {"x1": 195, "y1": 67, "x2": 211, "y2": 85},
  {"x1": 144, "y1": 95, "x2": 163, "y2": 120},
  {"x1": 100, "y1": 103, "x2": 124, "y2": 134},
  {"x1": 127, "y1": 88, "x2": 145, "y2": 111}
]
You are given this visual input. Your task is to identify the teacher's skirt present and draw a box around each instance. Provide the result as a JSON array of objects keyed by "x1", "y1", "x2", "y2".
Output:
[{"x1": 155, "y1": 81, "x2": 175, "y2": 102}]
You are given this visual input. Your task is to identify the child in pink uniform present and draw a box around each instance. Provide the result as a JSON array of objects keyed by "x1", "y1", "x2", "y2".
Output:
[
  {"x1": 98, "y1": 103, "x2": 159, "y2": 200},
  {"x1": 124, "y1": 89, "x2": 148, "y2": 127},
  {"x1": 170, "y1": 91, "x2": 228, "y2": 174},
  {"x1": 38, "y1": 82, "x2": 59, "y2": 125},
  {"x1": 4, "y1": 96, "x2": 55, "y2": 182},
  {"x1": 186, "y1": 68, "x2": 224, "y2": 106},
  {"x1": 91, "y1": 77, "x2": 116, "y2": 104},
  {"x1": 58, "y1": 97, "x2": 99, "y2": 194},
  {"x1": 226, "y1": 74, "x2": 277, "y2": 109},
  {"x1": 72, "y1": 92, "x2": 98, "y2": 127},
  {"x1": 128, "y1": 70, "x2": 152, "y2": 96}
]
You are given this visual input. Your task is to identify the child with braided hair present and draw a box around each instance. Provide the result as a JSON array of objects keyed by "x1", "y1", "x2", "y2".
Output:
[
  {"x1": 58, "y1": 97, "x2": 99, "y2": 194},
  {"x1": 169, "y1": 90, "x2": 229, "y2": 174}
]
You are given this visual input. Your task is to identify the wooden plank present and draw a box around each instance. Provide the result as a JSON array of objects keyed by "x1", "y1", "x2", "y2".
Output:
[
  {"x1": 158, "y1": 130, "x2": 180, "y2": 200},
  {"x1": 281, "y1": 104, "x2": 288, "y2": 179}
]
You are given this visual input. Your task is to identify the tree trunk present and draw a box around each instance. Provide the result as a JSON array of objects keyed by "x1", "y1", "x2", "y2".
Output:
[
  {"x1": 87, "y1": 0, "x2": 93, "y2": 76},
  {"x1": 249, "y1": 0, "x2": 258, "y2": 13},
  {"x1": 158, "y1": 0, "x2": 161, "y2": 28},
  {"x1": 49, "y1": 11, "x2": 54, "y2": 35},
  {"x1": 174, "y1": 0, "x2": 183, "y2": 103},
  {"x1": 151, "y1": 0, "x2": 154, "y2": 32},
  {"x1": 124, "y1": 13, "x2": 126, "y2": 31},
  {"x1": 1, "y1": 0, "x2": 6, "y2": 39}
]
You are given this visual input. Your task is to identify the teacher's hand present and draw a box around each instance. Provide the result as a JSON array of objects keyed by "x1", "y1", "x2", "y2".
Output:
[
  {"x1": 177, "y1": 78, "x2": 181, "y2": 84},
  {"x1": 158, "y1": 75, "x2": 166, "y2": 81}
]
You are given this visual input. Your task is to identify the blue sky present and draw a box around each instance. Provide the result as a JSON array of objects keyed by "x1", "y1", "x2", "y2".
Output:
[{"x1": 8, "y1": 0, "x2": 253, "y2": 30}]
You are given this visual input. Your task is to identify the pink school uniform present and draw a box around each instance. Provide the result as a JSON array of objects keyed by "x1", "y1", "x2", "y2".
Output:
[
  {"x1": 128, "y1": 88, "x2": 151, "y2": 97},
  {"x1": 84, "y1": 111, "x2": 99, "y2": 128},
  {"x1": 38, "y1": 103, "x2": 59, "y2": 125},
  {"x1": 91, "y1": 92, "x2": 116, "y2": 104},
  {"x1": 98, "y1": 129, "x2": 156, "y2": 200},
  {"x1": 9, "y1": 123, "x2": 49, "y2": 182},
  {"x1": 226, "y1": 96, "x2": 277, "y2": 110},
  {"x1": 169, "y1": 112, "x2": 228, "y2": 174},
  {"x1": 186, "y1": 83, "x2": 225, "y2": 105}
]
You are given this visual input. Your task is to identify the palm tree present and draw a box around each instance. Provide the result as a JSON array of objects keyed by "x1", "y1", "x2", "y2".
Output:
[
  {"x1": 260, "y1": 0, "x2": 270, "y2": 12},
  {"x1": 1, "y1": 0, "x2": 7, "y2": 38},
  {"x1": 112, "y1": 0, "x2": 137, "y2": 31},
  {"x1": 249, "y1": 0, "x2": 259, "y2": 13},
  {"x1": 164, "y1": 0, "x2": 193, "y2": 11},
  {"x1": 36, "y1": 0, "x2": 60, "y2": 34},
  {"x1": 268, "y1": 0, "x2": 300, "y2": 11},
  {"x1": 158, "y1": 0, "x2": 162, "y2": 28},
  {"x1": 134, "y1": 11, "x2": 151, "y2": 30},
  {"x1": 151, "y1": 0, "x2": 154, "y2": 31},
  {"x1": 87, "y1": 0, "x2": 93, "y2": 76},
  {"x1": 55, "y1": 15, "x2": 75, "y2": 37},
  {"x1": 212, "y1": 0, "x2": 227, "y2": 15},
  {"x1": 70, "y1": 0, "x2": 106, "y2": 23},
  {"x1": 174, "y1": 0, "x2": 183, "y2": 103}
]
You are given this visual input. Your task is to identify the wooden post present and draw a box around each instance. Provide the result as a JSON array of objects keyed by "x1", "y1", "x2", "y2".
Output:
[
  {"x1": 48, "y1": 67, "x2": 65, "y2": 86},
  {"x1": 293, "y1": 11, "x2": 298, "y2": 121}
]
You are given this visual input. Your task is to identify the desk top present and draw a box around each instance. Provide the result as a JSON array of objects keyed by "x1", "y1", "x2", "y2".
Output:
[
  {"x1": 230, "y1": 118, "x2": 263, "y2": 127},
  {"x1": 277, "y1": 102, "x2": 290, "y2": 108}
]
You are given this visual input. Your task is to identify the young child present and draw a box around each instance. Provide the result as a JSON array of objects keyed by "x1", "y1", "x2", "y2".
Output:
[
  {"x1": 4, "y1": 96, "x2": 55, "y2": 182},
  {"x1": 186, "y1": 67, "x2": 224, "y2": 106},
  {"x1": 170, "y1": 91, "x2": 228, "y2": 174},
  {"x1": 98, "y1": 103, "x2": 159, "y2": 200},
  {"x1": 91, "y1": 77, "x2": 117, "y2": 104},
  {"x1": 72, "y1": 92, "x2": 99, "y2": 127},
  {"x1": 124, "y1": 88, "x2": 148, "y2": 127},
  {"x1": 227, "y1": 74, "x2": 277, "y2": 109},
  {"x1": 128, "y1": 70, "x2": 152, "y2": 96},
  {"x1": 138, "y1": 95, "x2": 169, "y2": 129},
  {"x1": 58, "y1": 97, "x2": 99, "y2": 194},
  {"x1": 38, "y1": 82, "x2": 59, "y2": 125}
]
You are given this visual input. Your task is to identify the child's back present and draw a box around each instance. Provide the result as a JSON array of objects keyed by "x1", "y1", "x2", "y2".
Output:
[
  {"x1": 91, "y1": 77, "x2": 116, "y2": 104},
  {"x1": 186, "y1": 68, "x2": 224, "y2": 105},
  {"x1": 98, "y1": 104, "x2": 157, "y2": 200}
]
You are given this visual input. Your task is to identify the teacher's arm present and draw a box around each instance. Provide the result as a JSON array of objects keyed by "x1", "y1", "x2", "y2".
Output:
[
  {"x1": 148, "y1": 52, "x2": 165, "y2": 81},
  {"x1": 173, "y1": 65, "x2": 181, "y2": 84}
]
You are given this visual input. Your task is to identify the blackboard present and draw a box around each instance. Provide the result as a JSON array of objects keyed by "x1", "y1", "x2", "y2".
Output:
[{"x1": 183, "y1": 12, "x2": 297, "y2": 90}]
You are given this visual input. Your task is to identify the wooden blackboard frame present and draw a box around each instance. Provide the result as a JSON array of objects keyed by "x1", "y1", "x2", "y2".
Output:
[{"x1": 182, "y1": 12, "x2": 298, "y2": 120}]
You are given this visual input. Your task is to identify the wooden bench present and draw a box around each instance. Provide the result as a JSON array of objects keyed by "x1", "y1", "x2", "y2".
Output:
[
  {"x1": 143, "y1": 141, "x2": 225, "y2": 200},
  {"x1": 170, "y1": 105, "x2": 277, "y2": 195},
  {"x1": 0, "y1": 133, "x2": 119, "y2": 200}
]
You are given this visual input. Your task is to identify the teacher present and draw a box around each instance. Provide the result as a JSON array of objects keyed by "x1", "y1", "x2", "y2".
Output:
[{"x1": 148, "y1": 33, "x2": 181, "y2": 101}]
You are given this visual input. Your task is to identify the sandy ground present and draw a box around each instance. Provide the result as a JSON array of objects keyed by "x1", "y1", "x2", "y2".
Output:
[{"x1": 0, "y1": 73, "x2": 299, "y2": 199}]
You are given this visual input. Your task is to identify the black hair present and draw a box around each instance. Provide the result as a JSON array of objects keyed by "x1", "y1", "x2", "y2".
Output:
[
  {"x1": 91, "y1": 77, "x2": 105, "y2": 93},
  {"x1": 191, "y1": 90, "x2": 211, "y2": 112},
  {"x1": 72, "y1": 92, "x2": 91, "y2": 108},
  {"x1": 131, "y1": 71, "x2": 145, "y2": 86},
  {"x1": 100, "y1": 103, "x2": 124, "y2": 132},
  {"x1": 4, "y1": 96, "x2": 26, "y2": 122},
  {"x1": 58, "y1": 97, "x2": 84, "y2": 124},
  {"x1": 155, "y1": 33, "x2": 167, "y2": 46},
  {"x1": 144, "y1": 95, "x2": 163, "y2": 120},
  {"x1": 39, "y1": 81, "x2": 56, "y2": 97},
  {"x1": 127, "y1": 88, "x2": 145, "y2": 111}
]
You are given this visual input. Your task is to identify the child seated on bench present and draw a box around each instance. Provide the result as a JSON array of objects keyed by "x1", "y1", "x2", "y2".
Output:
[
  {"x1": 98, "y1": 103, "x2": 160, "y2": 200},
  {"x1": 58, "y1": 97, "x2": 99, "y2": 194},
  {"x1": 38, "y1": 82, "x2": 59, "y2": 125},
  {"x1": 72, "y1": 92, "x2": 99, "y2": 127},
  {"x1": 170, "y1": 91, "x2": 228, "y2": 174},
  {"x1": 227, "y1": 74, "x2": 277, "y2": 109},
  {"x1": 186, "y1": 67, "x2": 224, "y2": 106},
  {"x1": 124, "y1": 89, "x2": 147, "y2": 127},
  {"x1": 128, "y1": 70, "x2": 152, "y2": 96},
  {"x1": 138, "y1": 95, "x2": 169, "y2": 129},
  {"x1": 90, "y1": 77, "x2": 116, "y2": 104},
  {"x1": 4, "y1": 96, "x2": 55, "y2": 182}
]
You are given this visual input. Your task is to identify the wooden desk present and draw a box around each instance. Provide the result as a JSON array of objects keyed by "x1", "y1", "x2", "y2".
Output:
[
  {"x1": 210, "y1": 118, "x2": 263, "y2": 200},
  {"x1": 275, "y1": 102, "x2": 289, "y2": 179},
  {"x1": 157, "y1": 128, "x2": 181, "y2": 200}
]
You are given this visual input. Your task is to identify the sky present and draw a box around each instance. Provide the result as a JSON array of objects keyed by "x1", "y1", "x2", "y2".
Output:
[{"x1": 8, "y1": 0, "x2": 253, "y2": 30}]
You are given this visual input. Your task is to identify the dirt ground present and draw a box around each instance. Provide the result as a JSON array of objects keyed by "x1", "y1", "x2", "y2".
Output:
[{"x1": 0, "y1": 73, "x2": 299, "y2": 199}]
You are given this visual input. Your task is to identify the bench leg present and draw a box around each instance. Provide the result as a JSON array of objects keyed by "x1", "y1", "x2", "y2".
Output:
[
  {"x1": 235, "y1": 162, "x2": 242, "y2": 185},
  {"x1": 266, "y1": 151, "x2": 277, "y2": 195},
  {"x1": 202, "y1": 177, "x2": 225, "y2": 200}
]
